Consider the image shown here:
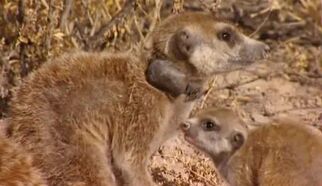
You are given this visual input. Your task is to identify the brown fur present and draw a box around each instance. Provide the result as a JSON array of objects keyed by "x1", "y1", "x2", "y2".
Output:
[
  {"x1": 0, "y1": 135, "x2": 46, "y2": 185},
  {"x1": 7, "y1": 12, "x2": 268, "y2": 186},
  {"x1": 227, "y1": 122, "x2": 322, "y2": 186},
  {"x1": 182, "y1": 108, "x2": 322, "y2": 186}
]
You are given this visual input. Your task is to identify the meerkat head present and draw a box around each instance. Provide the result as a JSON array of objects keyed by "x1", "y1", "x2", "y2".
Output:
[
  {"x1": 180, "y1": 108, "x2": 248, "y2": 165},
  {"x1": 147, "y1": 12, "x2": 270, "y2": 77}
]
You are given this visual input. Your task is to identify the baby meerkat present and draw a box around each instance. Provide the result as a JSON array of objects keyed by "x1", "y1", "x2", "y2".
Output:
[
  {"x1": 7, "y1": 12, "x2": 269, "y2": 186},
  {"x1": 181, "y1": 108, "x2": 322, "y2": 186}
]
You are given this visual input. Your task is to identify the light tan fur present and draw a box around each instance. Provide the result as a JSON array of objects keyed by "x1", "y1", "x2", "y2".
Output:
[
  {"x1": 6, "y1": 12, "x2": 268, "y2": 186},
  {"x1": 182, "y1": 108, "x2": 322, "y2": 186}
]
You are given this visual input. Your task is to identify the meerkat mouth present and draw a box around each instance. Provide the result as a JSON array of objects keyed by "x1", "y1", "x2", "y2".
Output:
[
  {"x1": 228, "y1": 53, "x2": 268, "y2": 65},
  {"x1": 183, "y1": 134, "x2": 204, "y2": 151},
  {"x1": 228, "y1": 58, "x2": 254, "y2": 65},
  {"x1": 183, "y1": 134, "x2": 199, "y2": 146}
]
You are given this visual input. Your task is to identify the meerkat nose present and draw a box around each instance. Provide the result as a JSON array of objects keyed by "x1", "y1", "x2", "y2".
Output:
[{"x1": 180, "y1": 122, "x2": 191, "y2": 131}]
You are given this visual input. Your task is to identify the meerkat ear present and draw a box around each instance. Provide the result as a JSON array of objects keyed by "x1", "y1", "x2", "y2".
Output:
[{"x1": 231, "y1": 132, "x2": 245, "y2": 150}]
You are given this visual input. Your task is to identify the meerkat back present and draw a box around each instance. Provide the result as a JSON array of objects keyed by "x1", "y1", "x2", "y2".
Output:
[{"x1": 228, "y1": 122, "x2": 322, "y2": 186}]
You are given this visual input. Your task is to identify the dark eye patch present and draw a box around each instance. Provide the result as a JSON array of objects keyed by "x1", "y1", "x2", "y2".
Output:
[
  {"x1": 218, "y1": 28, "x2": 232, "y2": 41},
  {"x1": 217, "y1": 26, "x2": 239, "y2": 48},
  {"x1": 201, "y1": 119, "x2": 220, "y2": 131}
]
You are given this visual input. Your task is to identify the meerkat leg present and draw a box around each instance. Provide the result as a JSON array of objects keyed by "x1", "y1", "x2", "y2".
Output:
[
  {"x1": 146, "y1": 58, "x2": 205, "y2": 100},
  {"x1": 113, "y1": 154, "x2": 155, "y2": 186},
  {"x1": 77, "y1": 151, "x2": 117, "y2": 186},
  {"x1": 122, "y1": 163, "x2": 155, "y2": 186},
  {"x1": 61, "y1": 139, "x2": 118, "y2": 186},
  {"x1": 224, "y1": 156, "x2": 255, "y2": 186}
]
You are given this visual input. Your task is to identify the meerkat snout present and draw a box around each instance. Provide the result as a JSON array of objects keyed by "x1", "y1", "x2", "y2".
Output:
[
  {"x1": 253, "y1": 41, "x2": 270, "y2": 58},
  {"x1": 239, "y1": 36, "x2": 270, "y2": 62}
]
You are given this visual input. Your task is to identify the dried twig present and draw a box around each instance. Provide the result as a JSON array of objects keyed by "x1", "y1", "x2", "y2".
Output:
[
  {"x1": 133, "y1": 15, "x2": 144, "y2": 42},
  {"x1": 46, "y1": 0, "x2": 55, "y2": 57},
  {"x1": 321, "y1": 0, "x2": 322, "y2": 25},
  {"x1": 88, "y1": 0, "x2": 137, "y2": 50},
  {"x1": 40, "y1": 0, "x2": 49, "y2": 10},
  {"x1": 60, "y1": 0, "x2": 73, "y2": 31},
  {"x1": 17, "y1": 0, "x2": 25, "y2": 24},
  {"x1": 75, "y1": 22, "x2": 89, "y2": 48},
  {"x1": 81, "y1": 0, "x2": 94, "y2": 26},
  {"x1": 199, "y1": 77, "x2": 217, "y2": 109},
  {"x1": 266, "y1": 106, "x2": 322, "y2": 118},
  {"x1": 249, "y1": 0, "x2": 273, "y2": 37},
  {"x1": 172, "y1": 0, "x2": 184, "y2": 14},
  {"x1": 213, "y1": 76, "x2": 264, "y2": 92},
  {"x1": 198, "y1": 0, "x2": 221, "y2": 12},
  {"x1": 142, "y1": 0, "x2": 162, "y2": 46},
  {"x1": 17, "y1": 0, "x2": 28, "y2": 77}
]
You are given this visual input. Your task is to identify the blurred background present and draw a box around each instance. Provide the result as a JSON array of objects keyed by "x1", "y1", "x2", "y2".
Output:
[{"x1": 0, "y1": 0, "x2": 321, "y2": 185}]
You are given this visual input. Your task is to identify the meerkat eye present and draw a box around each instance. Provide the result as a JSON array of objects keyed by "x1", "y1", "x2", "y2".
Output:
[
  {"x1": 218, "y1": 28, "x2": 233, "y2": 42},
  {"x1": 222, "y1": 32, "x2": 231, "y2": 41},
  {"x1": 202, "y1": 120, "x2": 220, "y2": 131}
]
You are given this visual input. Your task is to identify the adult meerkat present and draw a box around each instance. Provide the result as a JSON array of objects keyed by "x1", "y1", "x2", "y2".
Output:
[
  {"x1": 181, "y1": 108, "x2": 322, "y2": 186},
  {"x1": 7, "y1": 12, "x2": 268, "y2": 186},
  {"x1": 146, "y1": 11, "x2": 269, "y2": 99}
]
